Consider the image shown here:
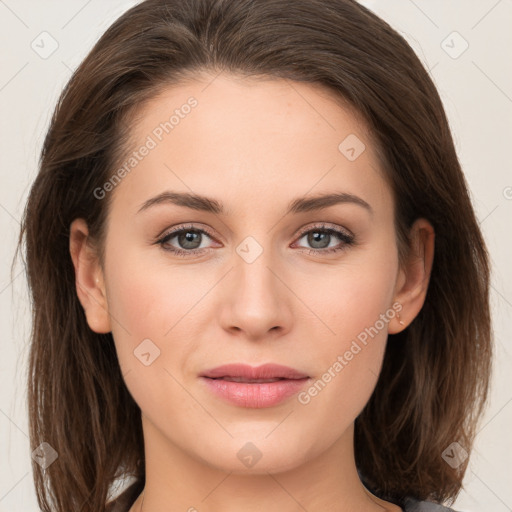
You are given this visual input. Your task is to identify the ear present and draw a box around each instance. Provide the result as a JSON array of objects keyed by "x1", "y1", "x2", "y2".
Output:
[
  {"x1": 69, "y1": 218, "x2": 111, "y2": 333},
  {"x1": 388, "y1": 218, "x2": 435, "y2": 334}
]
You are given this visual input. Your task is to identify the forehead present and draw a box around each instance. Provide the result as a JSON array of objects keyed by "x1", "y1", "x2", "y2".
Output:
[{"x1": 109, "y1": 72, "x2": 391, "y2": 218}]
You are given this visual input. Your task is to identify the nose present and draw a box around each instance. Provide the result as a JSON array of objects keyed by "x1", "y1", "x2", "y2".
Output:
[{"x1": 217, "y1": 248, "x2": 293, "y2": 342}]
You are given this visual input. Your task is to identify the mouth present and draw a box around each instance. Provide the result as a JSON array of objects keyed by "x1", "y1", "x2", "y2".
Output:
[{"x1": 200, "y1": 363, "x2": 310, "y2": 408}]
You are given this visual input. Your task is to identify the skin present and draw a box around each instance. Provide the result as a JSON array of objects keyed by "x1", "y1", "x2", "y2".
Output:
[{"x1": 70, "y1": 72, "x2": 434, "y2": 512}]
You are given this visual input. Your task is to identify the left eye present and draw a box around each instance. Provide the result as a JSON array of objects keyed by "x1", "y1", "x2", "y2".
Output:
[
  {"x1": 294, "y1": 227, "x2": 353, "y2": 251},
  {"x1": 158, "y1": 227, "x2": 215, "y2": 254}
]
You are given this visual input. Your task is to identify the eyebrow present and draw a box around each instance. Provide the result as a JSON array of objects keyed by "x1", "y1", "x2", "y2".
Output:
[{"x1": 137, "y1": 190, "x2": 373, "y2": 216}]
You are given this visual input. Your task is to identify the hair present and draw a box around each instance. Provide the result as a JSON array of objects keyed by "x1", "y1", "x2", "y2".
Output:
[{"x1": 16, "y1": 0, "x2": 492, "y2": 511}]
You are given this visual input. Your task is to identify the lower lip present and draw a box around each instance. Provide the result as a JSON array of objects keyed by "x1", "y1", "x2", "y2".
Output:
[{"x1": 201, "y1": 377, "x2": 310, "y2": 408}]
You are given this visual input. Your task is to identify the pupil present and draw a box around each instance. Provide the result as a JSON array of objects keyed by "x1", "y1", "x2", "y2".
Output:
[
  {"x1": 179, "y1": 230, "x2": 201, "y2": 249},
  {"x1": 309, "y1": 231, "x2": 329, "y2": 249}
]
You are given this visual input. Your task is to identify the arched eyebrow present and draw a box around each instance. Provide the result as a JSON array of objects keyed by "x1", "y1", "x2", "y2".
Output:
[{"x1": 137, "y1": 191, "x2": 373, "y2": 216}]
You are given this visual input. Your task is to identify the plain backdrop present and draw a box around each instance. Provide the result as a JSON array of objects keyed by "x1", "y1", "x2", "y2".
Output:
[{"x1": 0, "y1": 1, "x2": 511, "y2": 511}]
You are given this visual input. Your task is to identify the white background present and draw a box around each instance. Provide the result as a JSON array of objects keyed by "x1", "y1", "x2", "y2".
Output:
[{"x1": 0, "y1": 1, "x2": 511, "y2": 511}]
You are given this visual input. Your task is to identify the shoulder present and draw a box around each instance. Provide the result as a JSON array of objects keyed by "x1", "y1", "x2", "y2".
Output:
[{"x1": 402, "y1": 496, "x2": 459, "y2": 511}]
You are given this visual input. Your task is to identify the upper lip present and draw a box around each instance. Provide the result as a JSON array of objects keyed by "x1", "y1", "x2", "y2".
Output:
[{"x1": 200, "y1": 363, "x2": 309, "y2": 380}]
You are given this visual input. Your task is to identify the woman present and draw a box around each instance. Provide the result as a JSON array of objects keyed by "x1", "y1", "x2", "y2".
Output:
[{"x1": 18, "y1": 0, "x2": 492, "y2": 511}]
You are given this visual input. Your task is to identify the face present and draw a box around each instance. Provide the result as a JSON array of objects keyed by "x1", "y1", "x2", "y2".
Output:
[{"x1": 75, "y1": 72, "x2": 420, "y2": 475}]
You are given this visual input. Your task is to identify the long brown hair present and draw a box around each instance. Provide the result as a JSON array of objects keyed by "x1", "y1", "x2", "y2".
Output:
[{"x1": 17, "y1": 0, "x2": 492, "y2": 510}]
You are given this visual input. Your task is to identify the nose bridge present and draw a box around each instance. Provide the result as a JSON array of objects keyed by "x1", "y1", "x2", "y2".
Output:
[
  {"x1": 234, "y1": 236, "x2": 282, "y2": 306},
  {"x1": 219, "y1": 233, "x2": 292, "y2": 337}
]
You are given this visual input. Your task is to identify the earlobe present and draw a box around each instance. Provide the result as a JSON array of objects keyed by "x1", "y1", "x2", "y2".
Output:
[
  {"x1": 389, "y1": 218, "x2": 435, "y2": 334},
  {"x1": 69, "y1": 218, "x2": 111, "y2": 334}
]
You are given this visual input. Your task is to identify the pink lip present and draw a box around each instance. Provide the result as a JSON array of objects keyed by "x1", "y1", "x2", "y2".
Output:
[{"x1": 200, "y1": 363, "x2": 310, "y2": 408}]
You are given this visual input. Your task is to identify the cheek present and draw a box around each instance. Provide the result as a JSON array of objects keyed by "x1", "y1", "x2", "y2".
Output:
[
  {"x1": 105, "y1": 247, "x2": 210, "y2": 337},
  {"x1": 103, "y1": 255, "x2": 206, "y2": 414},
  {"x1": 103, "y1": 246, "x2": 232, "y2": 406},
  {"x1": 306, "y1": 248, "x2": 398, "y2": 348},
  {"x1": 295, "y1": 249, "x2": 397, "y2": 421},
  {"x1": 295, "y1": 285, "x2": 393, "y2": 453}
]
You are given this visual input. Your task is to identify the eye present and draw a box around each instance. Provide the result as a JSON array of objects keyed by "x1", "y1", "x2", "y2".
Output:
[
  {"x1": 156, "y1": 224, "x2": 218, "y2": 257},
  {"x1": 292, "y1": 223, "x2": 355, "y2": 255}
]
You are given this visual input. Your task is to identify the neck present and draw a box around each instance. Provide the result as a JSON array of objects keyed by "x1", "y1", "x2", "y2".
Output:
[{"x1": 131, "y1": 417, "x2": 401, "y2": 512}]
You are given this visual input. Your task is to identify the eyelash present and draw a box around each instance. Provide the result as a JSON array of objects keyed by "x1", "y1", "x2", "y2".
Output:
[{"x1": 155, "y1": 222, "x2": 355, "y2": 258}]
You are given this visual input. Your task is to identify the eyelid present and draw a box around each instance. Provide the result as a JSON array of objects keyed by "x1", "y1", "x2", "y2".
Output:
[
  {"x1": 294, "y1": 221, "x2": 353, "y2": 240},
  {"x1": 156, "y1": 222, "x2": 219, "y2": 242}
]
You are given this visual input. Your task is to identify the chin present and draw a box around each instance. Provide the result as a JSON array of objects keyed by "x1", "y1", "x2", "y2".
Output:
[{"x1": 191, "y1": 434, "x2": 312, "y2": 475}]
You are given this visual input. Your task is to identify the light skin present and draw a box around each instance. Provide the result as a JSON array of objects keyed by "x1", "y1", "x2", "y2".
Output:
[{"x1": 69, "y1": 72, "x2": 434, "y2": 512}]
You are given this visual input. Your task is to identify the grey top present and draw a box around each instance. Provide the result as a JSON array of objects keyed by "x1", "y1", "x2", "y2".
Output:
[{"x1": 107, "y1": 481, "x2": 458, "y2": 511}]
